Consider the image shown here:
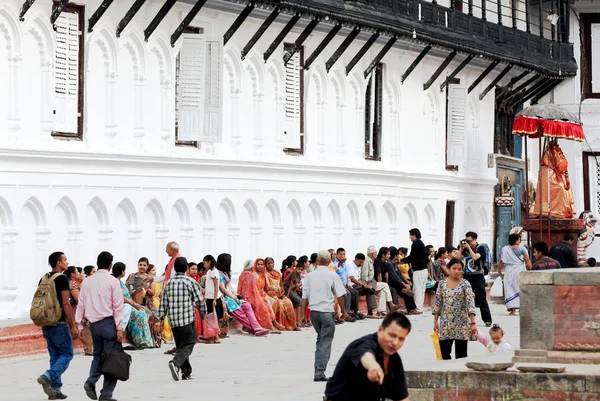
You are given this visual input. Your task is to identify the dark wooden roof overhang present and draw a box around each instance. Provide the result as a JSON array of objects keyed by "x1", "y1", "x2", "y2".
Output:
[
  {"x1": 263, "y1": 14, "x2": 301, "y2": 62},
  {"x1": 116, "y1": 0, "x2": 147, "y2": 38},
  {"x1": 88, "y1": 0, "x2": 115, "y2": 32},
  {"x1": 20, "y1": 0, "x2": 37, "y2": 21},
  {"x1": 264, "y1": 0, "x2": 575, "y2": 78},
  {"x1": 50, "y1": 0, "x2": 70, "y2": 25},
  {"x1": 171, "y1": 0, "x2": 210, "y2": 45},
  {"x1": 283, "y1": 19, "x2": 319, "y2": 64}
]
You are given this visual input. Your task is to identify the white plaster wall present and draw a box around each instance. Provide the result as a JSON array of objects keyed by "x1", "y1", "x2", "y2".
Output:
[{"x1": 0, "y1": 0, "x2": 499, "y2": 319}]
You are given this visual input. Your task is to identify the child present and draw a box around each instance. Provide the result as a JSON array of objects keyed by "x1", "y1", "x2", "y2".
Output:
[
  {"x1": 397, "y1": 247, "x2": 411, "y2": 280},
  {"x1": 476, "y1": 324, "x2": 512, "y2": 353}
]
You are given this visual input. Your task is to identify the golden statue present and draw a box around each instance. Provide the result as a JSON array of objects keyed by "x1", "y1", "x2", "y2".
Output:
[{"x1": 532, "y1": 140, "x2": 575, "y2": 219}]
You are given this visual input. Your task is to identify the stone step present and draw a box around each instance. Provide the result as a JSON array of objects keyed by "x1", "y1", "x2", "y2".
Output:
[
  {"x1": 515, "y1": 349, "x2": 548, "y2": 357},
  {"x1": 512, "y1": 356, "x2": 551, "y2": 363}
]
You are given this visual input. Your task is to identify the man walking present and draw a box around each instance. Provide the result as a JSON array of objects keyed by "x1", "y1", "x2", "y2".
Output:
[
  {"x1": 76, "y1": 251, "x2": 124, "y2": 401},
  {"x1": 302, "y1": 250, "x2": 349, "y2": 382},
  {"x1": 324, "y1": 311, "x2": 411, "y2": 401},
  {"x1": 401, "y1": 228, "x2": 429, "y2": 313},
  {"x1": 159, "y1": 256, "x2": 204, "y2": 381},
  {"x1": 36, "y1": 251, "x2": 77, "y2": 400},
  {"x1": 463, "y1": 231, "x2": 492, "y2": 326}
]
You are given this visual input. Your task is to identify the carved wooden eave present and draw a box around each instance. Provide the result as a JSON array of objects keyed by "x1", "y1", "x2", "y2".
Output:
[{"x1": 213, "y1": 0, "x2": 575, "y2": 78}]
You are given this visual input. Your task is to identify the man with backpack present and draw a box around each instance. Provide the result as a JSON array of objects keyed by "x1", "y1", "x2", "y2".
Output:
[
  {"x1": 463, "y1": 231, "x2": 493, "y2": 327},
  {"x1": 32, "y1": 251, "x2": 78, "y2": 400}
]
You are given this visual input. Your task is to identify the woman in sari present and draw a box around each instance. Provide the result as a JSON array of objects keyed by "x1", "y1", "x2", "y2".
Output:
[
  {"x1": 145, "y1": 264, "x2": 164, "y2": 347},
  {"x1": 264, "y1": 257, "x2": 298, "y2": 331},
  {"x1": 125, "y1": 257, "x2": 155, "y2": 310},
  {"x1": 126, "y1": 257, "x2": 162, "y2": 347},
  {"x1": 497, "y1": 233, "x2": 532, "y2": 315},
  {"x1": 237, "y1": 259, "x2": 284, "y2": 331},
  {"x1": 112, "y1": 262, "x2": 153, "y2": 348},
  {"x1": 218, "y1": 254, "x2": 269, "y2": 336}
]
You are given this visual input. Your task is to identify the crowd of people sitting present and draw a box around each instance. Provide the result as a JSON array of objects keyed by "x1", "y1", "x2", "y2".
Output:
[{"x1": 62, "y1": 229, "x2": 490, "y2": 354}]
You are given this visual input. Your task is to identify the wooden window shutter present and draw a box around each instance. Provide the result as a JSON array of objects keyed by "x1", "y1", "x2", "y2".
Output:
[
  {"x1": 364, "y1": 76, "x2": 372, "y2": 156},
  {"x1": 54, "y1": 11, "x2": 80, "y2": 134},
  {"x1": 591, "y1": 23, "x2": 600, "y2": 93},
  {"x1": 177, "y1": 33, "x2": 206, "y2": 142},
  {"x1": 373, "y1": 64, "x2": 383, "y2": 159},
  {"x1": 201, "y1": 38, "x2": 223, "y2": 143},
  {"x1": 446, "y1": 85, "x2": 467, "y2": 166},
  {"x1": 284, "y1": 47, "x2": 302, "y2": 150}
]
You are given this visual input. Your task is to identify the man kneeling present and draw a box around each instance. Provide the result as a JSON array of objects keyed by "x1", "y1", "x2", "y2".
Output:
[{"x1": 324, "y1": 311, "x2": 411, "y2": 401}]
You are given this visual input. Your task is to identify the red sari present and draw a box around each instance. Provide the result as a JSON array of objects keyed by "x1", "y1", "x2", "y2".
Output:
[
  {"x1": 187, "y1": 273, "x2": 202, "y2": 338},
  {"x1": 237, "y1": 261, "x2": 275, "y2": 330},
  {"x1": 265, "y1": 269, "x2": 297, "y2": 330}
]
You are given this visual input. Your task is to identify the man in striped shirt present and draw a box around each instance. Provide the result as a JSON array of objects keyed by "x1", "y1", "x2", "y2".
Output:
[{"x1": 159, "y1": 256, "x2": 204, "y2": 381}]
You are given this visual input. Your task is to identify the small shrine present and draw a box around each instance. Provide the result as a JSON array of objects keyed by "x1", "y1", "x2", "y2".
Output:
[{"x1": 512, "y1": 104, "x2": 593, "y2": 263}]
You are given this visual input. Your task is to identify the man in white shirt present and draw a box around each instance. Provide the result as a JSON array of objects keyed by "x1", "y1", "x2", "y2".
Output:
[
  {"x1": 302, "y1": 250, "x2": 349, "y2": 382},
  {"x1": 360, "y1": 246, "x2": 396, "y2": 318}
]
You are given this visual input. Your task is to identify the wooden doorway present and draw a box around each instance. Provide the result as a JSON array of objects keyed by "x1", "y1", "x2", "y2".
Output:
[{"x1": 445, "y1": 201, "x2": 456, "y2": 247}]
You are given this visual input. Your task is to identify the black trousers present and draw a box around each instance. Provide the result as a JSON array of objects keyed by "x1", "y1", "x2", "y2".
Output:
[
  {"x1": 389, "y1": 282, "x2": 417, "y2": 312},
  {"x1": 171, "y1": 322, "x2": 196, "y2": 376},
  {"x1": 463, "y1": 274, "x2": 492, "y2": 324},
  {"x1": 346, "y1": 286, "x2": 359, "y2": 313},
  {"x1": 206, "y1": 298, "x2": 224, "y2": 319},
  {"x1": 439, "y1": 339, "x2": 468, "y2": 360}
]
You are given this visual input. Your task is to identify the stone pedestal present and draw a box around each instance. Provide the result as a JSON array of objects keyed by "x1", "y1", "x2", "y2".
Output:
[
  {"x1": 515, "y1": 268, "x2": 600, "y2": 364},
  {"x1": 523, "y1": 218, "x2": 584, "y2": 250}
]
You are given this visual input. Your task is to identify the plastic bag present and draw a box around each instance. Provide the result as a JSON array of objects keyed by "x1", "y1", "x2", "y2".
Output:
[
  {"x1": 202, "y1": 311, "x2": 220, "y2": 338},
  {"x1": 490, "y1": 276, "x2": 503, "y2": 298},
  {"x1": 430, "y1": 332, "x2": 443, "y2": 360}
]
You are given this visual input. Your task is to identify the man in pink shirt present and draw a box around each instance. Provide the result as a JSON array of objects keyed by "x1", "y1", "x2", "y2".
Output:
[
  {"x1": 76, "y1": 251, "x2": 124, "y2": 401},
  {"x1": 163, "y1": 241, "x2": 181, "y2": 283}
]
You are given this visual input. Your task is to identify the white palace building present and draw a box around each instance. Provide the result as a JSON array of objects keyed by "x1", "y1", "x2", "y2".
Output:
[{"x1": 0, "y1": 0, "x2": 574, "y2": 318}]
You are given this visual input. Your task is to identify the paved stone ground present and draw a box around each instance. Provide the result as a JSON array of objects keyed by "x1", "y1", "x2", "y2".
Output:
[{"x1": 1, "y1": 304, "x2": 519, "y2": 401}]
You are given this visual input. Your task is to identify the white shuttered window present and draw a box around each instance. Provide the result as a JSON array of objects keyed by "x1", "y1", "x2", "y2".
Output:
[
  {"x1": 591, "y1": 23, "x2": 600, "y2": 93},
  {"x1": 284, "y1": 44, "x2": 303, "y2": 152},
  {"x1": 446, "y1": 84, "x2": 467, "y2": 167},
  {"x1": 177, "y1": 33, "x2": 206, "y2": 142},
  {"x1": 175, "y1": 31, "x2": 223, "y2": 144},
  {"x1": 54, "y1": 10, "x2": 81, "y2": 136},
  {"x1": 203, "y1": 39, "x2": 223, "y2": 143}
]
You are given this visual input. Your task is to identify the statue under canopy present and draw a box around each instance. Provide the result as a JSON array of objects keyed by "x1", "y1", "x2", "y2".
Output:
[{"x1": 531, "y1": 140, "x2": 575, "y2": 219}]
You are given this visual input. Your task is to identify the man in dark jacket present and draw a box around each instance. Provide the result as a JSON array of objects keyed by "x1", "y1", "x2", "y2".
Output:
[
  {"x1": 400, "y1": 228, "x2": 428, "y2": 313},
  {"x1": 549, "y1": 233, "x2": 579, "y2": 269}
]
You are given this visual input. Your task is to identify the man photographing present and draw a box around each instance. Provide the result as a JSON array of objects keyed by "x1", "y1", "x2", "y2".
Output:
[{"x1": 324, "y1": 311, "x2": 411, "y2": 401}]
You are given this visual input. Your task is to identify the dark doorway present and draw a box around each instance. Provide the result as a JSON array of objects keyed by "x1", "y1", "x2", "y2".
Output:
[{"x1": 445, "y1": 201, "x2": 456, "y2": 247}]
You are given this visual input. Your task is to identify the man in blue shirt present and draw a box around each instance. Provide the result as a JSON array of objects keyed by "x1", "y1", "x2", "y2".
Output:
[{"x1": 335, "y1": 248, "x2": 364, "y2": 321}]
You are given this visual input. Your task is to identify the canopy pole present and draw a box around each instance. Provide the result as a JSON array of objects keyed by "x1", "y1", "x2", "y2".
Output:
[
  {"x1": 538, "y1": 129, "x2": 543, "y2": 243},
  {"x1": 525, "y1": 132, "x2": 531, "y2": 254}
]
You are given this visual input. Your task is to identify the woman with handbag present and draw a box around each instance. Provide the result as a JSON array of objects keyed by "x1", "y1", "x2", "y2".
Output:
[{"x1": 202, "y1": 255, "x2": 223, "y2": 344}]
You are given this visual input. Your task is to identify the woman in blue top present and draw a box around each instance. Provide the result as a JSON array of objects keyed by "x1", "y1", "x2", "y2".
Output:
[{"x1": 216, "y1": 253, "x2": 269, "y2": 337}]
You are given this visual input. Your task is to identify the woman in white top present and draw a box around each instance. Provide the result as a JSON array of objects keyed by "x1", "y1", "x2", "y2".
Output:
[{"x1": 202, "y1": 254, "x2": 223, "y2": 343}]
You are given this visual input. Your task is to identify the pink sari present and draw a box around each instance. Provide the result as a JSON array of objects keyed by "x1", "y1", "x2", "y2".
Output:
[{"x1": 237, "y1": 261, "x2": 275, "y2": 330}]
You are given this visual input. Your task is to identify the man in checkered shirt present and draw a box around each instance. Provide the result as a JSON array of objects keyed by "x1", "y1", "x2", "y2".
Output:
[{"x1": 159, "y1": 256, "x2": 204, "y2": 381}]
